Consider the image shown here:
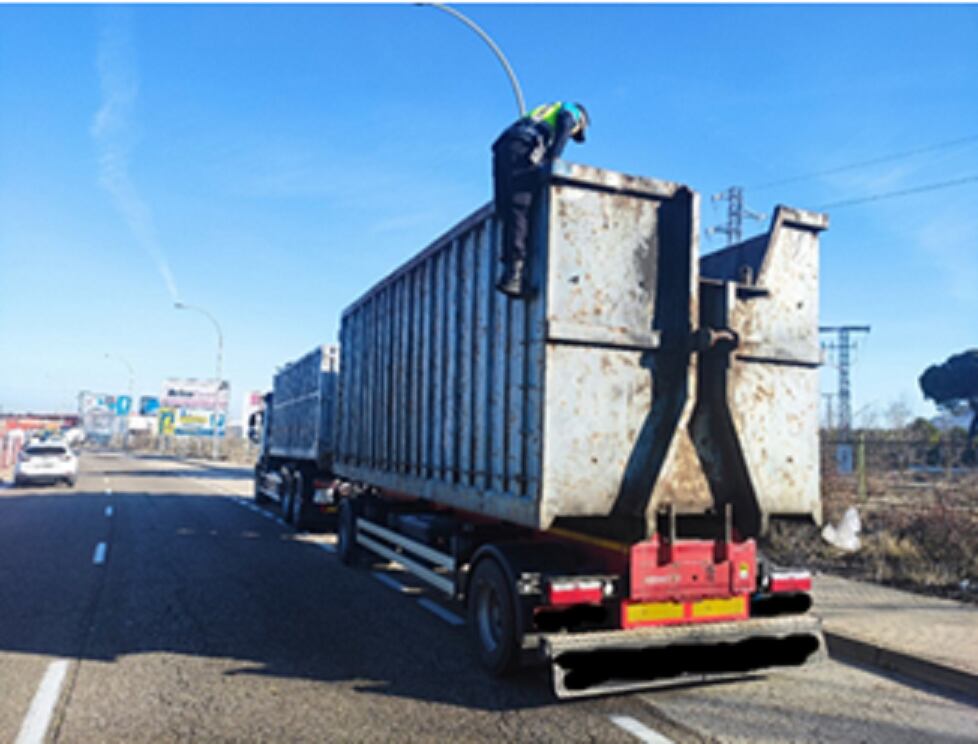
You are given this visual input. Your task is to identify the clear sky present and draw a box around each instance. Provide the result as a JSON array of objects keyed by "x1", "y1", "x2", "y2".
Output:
[{"x1": 1, "y1": 3, "x2": 976, "y2": 425}]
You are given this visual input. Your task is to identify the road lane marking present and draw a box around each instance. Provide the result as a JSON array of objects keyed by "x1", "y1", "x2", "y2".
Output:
[
  {"x1": 417, "y1": 598, "x2": 464, "y2": 626},
  {"x1": 92, "y1": 542, "x2": 107, "y2": 565},
  {"x1": 609, "y1": 716, "x2": 674, "y2": 744},
  {"x1": 105, "y1": 506, "x2": 113, "y2": 517},
  {"x1": 15, "y1": 659, "x2": 69, "y2": 744}
]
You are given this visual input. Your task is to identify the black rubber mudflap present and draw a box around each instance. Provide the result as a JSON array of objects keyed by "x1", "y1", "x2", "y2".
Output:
[{"x1": 545, "y1": 615, "x2": 824, "y2": 699}]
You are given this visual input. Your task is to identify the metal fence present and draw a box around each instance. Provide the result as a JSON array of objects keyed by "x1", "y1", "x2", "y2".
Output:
[
  {"x1": 110, "y1": 434, "x2": 260, "y2": 466},
  {"x1": 821, "y1": 431, "x2": 977, "y2": 476}
]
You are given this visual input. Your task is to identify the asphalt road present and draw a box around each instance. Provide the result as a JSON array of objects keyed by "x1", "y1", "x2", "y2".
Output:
[{"x1": 1, "y1": 452, "x2": 975, "y2": 743}]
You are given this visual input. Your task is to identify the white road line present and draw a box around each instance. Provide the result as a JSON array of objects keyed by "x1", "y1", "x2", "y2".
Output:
[
  {"x1": 104, "y1": 506, "x2": 113, "y2": 518},
  {"x1": 609, "y1": 716, "x2": 674, "y2": 744},
  {"x1": 417, "y1": 598, "x2": 464, "y2": 626},
  {"x1": 92, "y1": 542, "x2": 107, "y2": 565},
  {"x1": 373, "y1": 572, "x2": 410, "y2": 593},
  {"x1": 15, "y1": 659, "x2": 69, "y2": 744}
]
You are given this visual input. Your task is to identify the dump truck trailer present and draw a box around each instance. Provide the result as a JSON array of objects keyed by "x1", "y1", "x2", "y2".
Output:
[
  {"x1": 252, "y1": 345, "x2": 340, "y2": 529},
  {"x1": 276, "y1": 161, "x2": 826, "y2": 697}
]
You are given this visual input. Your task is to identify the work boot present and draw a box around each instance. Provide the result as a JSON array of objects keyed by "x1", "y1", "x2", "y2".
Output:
[{"x1": 496, "y1": 260, "x2": 529, "y2": 298}]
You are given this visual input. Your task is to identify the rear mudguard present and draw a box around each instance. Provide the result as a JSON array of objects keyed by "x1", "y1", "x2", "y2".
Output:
[{"x1": 540, "y1": 613, "x2": 824, "y2": 699}]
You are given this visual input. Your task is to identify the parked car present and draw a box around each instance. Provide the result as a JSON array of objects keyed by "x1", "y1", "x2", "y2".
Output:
[{"x1": 14, "y1": 442, "x2": 78, "y2": 487}]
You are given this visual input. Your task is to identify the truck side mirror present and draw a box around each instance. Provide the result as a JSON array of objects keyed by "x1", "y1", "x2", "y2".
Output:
[{"x1": 247, "y1": 412, "x2": 262, "y2": 444}]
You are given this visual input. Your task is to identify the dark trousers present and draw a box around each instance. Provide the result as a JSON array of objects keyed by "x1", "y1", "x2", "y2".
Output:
[{"x1": 492, "y1": 136, "x2": 540, "y2": 268}]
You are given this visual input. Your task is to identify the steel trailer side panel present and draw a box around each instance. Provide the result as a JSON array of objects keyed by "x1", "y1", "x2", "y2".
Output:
[
  {"x1": 334, "y1": 163, "x2": 826, "y2": 537},
  {"x1": 699, "y1": 207, "x2": 827, "y2": 528},
  {"x1": 540, "y1": 174, "x2": 714, "y2": 533},
  {"x1": 268, "y1": 345, "x2": 338, "y2": 467},
  {"x1": 335, "y1": 164, "x2": 689, "y2": 531}
]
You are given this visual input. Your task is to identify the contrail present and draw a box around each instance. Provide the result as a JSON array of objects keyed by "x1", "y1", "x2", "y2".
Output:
[{"x1": 91, "y1": 13, "x2": 179, "y2": 302}]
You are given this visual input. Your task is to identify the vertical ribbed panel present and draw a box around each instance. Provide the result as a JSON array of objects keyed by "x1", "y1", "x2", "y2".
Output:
[
  {"x1": 333, "y1": 163, "x2": 752, "y2": 533},
  {"x1": 458, "y1": 232, "x2": 475, "y2": 486},
  {"x1": 336, "y1": 205, "x2": 541, "y2": 520},
  {"x1": 268, "y1": 345, "x2": 338, "y2": 467}
]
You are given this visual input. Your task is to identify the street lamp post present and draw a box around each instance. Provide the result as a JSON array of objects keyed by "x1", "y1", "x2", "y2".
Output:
[
  {"x1": 419, "y1": 3, "x2": 526, "y2": 117},
  {"x1": 104, "y1": 353, "x2": 134, "y2": 450},
  {"x1": 174, "y1": 302, "x2": 225, "y2": 461}
]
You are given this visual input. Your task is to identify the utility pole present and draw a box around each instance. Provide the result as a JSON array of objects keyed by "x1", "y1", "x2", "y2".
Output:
[
  {"x1": 708, "y1": 186, "x2": 765, "y2": 246},
  {"x1": 104, "y1": 353, "x2": 134, "y2": 451},
  {"x1": 819, "y1": 326, "x2": 871, "y2": 433},
  {"x1": 821, "y1": 392, "x2": 836, "y2": 430},
  {"x1": 420, "y1": 3, "x2": 526, "y2": 117}
]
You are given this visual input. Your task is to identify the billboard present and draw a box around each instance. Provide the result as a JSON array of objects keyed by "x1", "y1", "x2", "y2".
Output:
[
  {"x1": 158, "y1": 408, "x2": 227, "y2": 437},
  {"x1": 139, "y1": 396, "x2": 160, "y2": 415},
  {"x1": 78, "y1": 391, "x2": 121, "y2": 441},
  {"x1": 160, "y1": 379, "x2": 230, "y2": 412}
]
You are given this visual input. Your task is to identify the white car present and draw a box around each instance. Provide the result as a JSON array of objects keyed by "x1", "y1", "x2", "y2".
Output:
[{"x1": 14, "y1": 442, "x2": 79, "y2": 487}]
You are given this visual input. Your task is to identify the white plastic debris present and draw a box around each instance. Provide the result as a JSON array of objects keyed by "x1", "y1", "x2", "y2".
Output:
[{"x1": 822, "y1": 506, "x2": 862, "y2": 552}]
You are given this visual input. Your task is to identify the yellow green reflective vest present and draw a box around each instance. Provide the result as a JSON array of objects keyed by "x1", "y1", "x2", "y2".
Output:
[{"x1": 526, "y1": 102, "x2": 565, "y2": 129}]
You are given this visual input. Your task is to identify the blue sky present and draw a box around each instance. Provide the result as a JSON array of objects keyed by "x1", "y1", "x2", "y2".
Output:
[{"x1": 1, "y1": 4, "x2": 976, "y2": 425}]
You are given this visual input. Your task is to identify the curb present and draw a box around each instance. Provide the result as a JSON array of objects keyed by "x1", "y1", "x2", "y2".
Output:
[{"x1": 825, "y1": 631, "x2": 978, "y2": 703}]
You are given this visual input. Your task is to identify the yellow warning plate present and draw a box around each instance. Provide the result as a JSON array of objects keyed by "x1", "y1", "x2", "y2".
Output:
[
  {"x1": 625, "y1": 601, "x2": 685, "y2": 624},
  {"x1": 690, "y1": 596, "x2": 747, "y2": 619}
]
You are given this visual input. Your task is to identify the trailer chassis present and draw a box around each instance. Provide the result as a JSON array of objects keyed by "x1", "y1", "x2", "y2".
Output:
[{"x1": 335, "y1": 493, "x2": 823, "y2": 698}]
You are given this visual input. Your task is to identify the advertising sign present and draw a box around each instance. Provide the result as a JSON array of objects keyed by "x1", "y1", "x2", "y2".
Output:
[
  {"x1": 161, "y1": 379, "x2": 230, "y2": 412},
  {"x1": 78, "y1": 391, "x2": 118, "y2": 441},
  {"x1": 139, "y1": 396, "x2": 160, "y2": 415},
  {"x1": 158, "y1": 407, "x2": 226, "y2": 437},
  {"x1": 115, "y1": 396, "x2": 132, "y2": 416}
]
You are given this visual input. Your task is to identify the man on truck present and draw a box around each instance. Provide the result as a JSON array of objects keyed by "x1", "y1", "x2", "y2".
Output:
[{"x1": 493, "y1": 101, "x2": 589, "y2": 298}]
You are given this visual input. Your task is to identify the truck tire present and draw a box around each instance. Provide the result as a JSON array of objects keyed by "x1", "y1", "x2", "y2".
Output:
[
  {"x1": 281, "y1": 471, "x2": 294, "y2": 523},
  {"x1": 468, "y1": 558, "x2": 520, "y2": 676},
  {"x1": 337, "y1": 499, "x2": 363, "y2": 566},
  {"x1": 254, "y1": 469, "x2": 270, "y2": 505},
  {"x1": 290, "y1": 473, "x2": 310, "y2": 531}
]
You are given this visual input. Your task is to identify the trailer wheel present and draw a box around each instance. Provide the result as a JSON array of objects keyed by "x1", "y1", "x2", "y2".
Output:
[
  {"x1": 253, "y1": 468, "x2": 270, "y2": 505},
  {"x1": 468, "y1": 558, "x2": 520, "y2": 676},
  {"x1": 337, "y1": 499, "x2": 363, "y2": 566},
  {"x1": 290, "y1": 473, "x2": 310, "y2": 531},
  {"x1": 281, "y1": 474, "x2": 295, "y2": 524}
]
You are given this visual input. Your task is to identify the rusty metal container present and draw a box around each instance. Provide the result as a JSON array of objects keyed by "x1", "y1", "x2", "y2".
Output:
[
  {"x1": 269, "y1": 345, "x2": 339, "y2": 468},
  {"x1": 334, "y1": 162, "x2": 825, "y2": 540}
]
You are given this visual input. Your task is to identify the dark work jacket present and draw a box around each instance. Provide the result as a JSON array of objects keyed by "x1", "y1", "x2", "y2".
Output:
[{"x1": 492, "y1": 108, "x2": 577, "y2": 166}]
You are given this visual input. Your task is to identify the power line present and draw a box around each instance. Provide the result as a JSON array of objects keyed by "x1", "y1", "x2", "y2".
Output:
[
  {"x1": 817, "y1": 173, "x2": 978, "y2": 210},
  {"x1": 751, "y1": 134, "x2": 978, "y2": 191}
]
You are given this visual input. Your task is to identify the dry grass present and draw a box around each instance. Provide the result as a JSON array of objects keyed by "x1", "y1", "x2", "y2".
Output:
[{"x1": 764, "y1": 470, "x2": 978, "y2": 603}]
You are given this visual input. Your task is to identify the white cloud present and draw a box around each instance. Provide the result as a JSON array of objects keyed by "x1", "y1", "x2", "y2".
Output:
[{"x1": 92, "y1": 13, "x2": 179, "y2": 302}]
